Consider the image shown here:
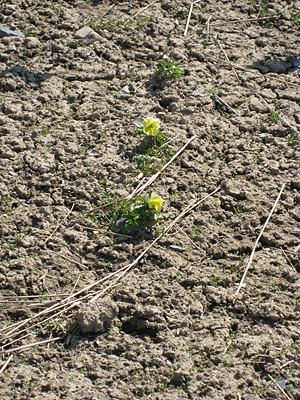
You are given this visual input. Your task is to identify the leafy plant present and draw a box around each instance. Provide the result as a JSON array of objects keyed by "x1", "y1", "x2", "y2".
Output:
[
  {"x1": 155, "y1": 58, "x2": 184, "y2": 79},
  {"x1": 292, "y1": 11, "x2": 300, "y2": 25},
  {"x1": 269, "y1": 110, "x2": 280, "y2": 121},
  {"x1": 110, "y1": 193, "x2": 164, "y2": 234}
]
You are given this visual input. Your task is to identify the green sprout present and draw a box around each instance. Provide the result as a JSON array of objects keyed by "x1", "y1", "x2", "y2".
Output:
[{"x1": 155, "y1": 58, "x2": 184, "y2": 79}]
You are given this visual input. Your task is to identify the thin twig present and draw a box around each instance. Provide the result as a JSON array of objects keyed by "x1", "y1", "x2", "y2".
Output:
[
  {"x1": 2, "y1": 332, "x2": 32, "y2": 349},
  {"x1": 222, "y1": 339, "x2": 233, "y2": 355},
  {"x1": 268, "y1": 374, "x2": 294, "y2": 400},
  {"x1": 206, "y1": 15, "x2": 212, "y2": 42},
  {"x1": 281, "y1": 247, "x2": 297, "y2": 272},
  {"x1": 0, "y1": 337, "x2": 61, "y2": 354},
  {"x1": 0, "y1": 354, "x2": 13, "y2": 373},
  {"x1": 134, "y1": 135, "x2": 197, "y2": 197},
  {"x1": 175, "y1": 223, "x2": 201, "y2": 251},
  {"x1": 157, "y1": 135, "x2": 180, "y2": 151},
  {"x1": 124, "y1": 0, "x2": 158, "y2": 25},
  {"x1": 235, "y1": 183, "x2": 286, "y2": 297},
  {"x1": 44, "y1": 204, "x2": 74, "y2": 244},
  {"x1": 214, "y1": 93, "x2": 240, "y2": 116},
  {"x1": 280, "y1": 360, "x2": 294, "y2": 370},
  {"x1": 216, "y1": 37, "x2": 240, "y2": 83},
  {"x1": 184, "y1": 0, "x2": 203, "y2": 37},
  {"x1": 0, "y1": 294, "x2": 69, "y2": 299},
  {"x1": 0, "y1": 220, "x2": 12, "y2": 232},
  {"x1": 209, "y1": 15, "x2": 279, "y2": 27},
  {"x1": 47, "y1": 249, "x2": 88, "y2": 270},
  {"x1": 255, "y1": 92, "x2": 298, "y2": 132},
  {"x1": 109, "y1": 231, "x2": 132, "y2": 239}
]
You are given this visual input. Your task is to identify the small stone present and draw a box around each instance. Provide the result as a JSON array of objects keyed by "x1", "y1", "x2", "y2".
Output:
[
  {"x1": 293, "y1": 228, "x2": 300, "y2": 233},
  {"x1": 0, "y1": 26, "x2": 25, "y2": 39},
  {"x1": 169, "y1": 245, "x2": 182, "y2": 252},
  {"x1": 107, "y1": 354, "x2": 119, "y2": 360},
  {"x1": 277, "y1": 380, "x2": 286, "y2": 390},
  {"x1": 74, "y1": 26, "x2": 101, "y2": 44},
  {"x1": 199, "y1": 139, "x2": 205, "y2": 145},
  {"x1": 24, "y1": 37, "x2": 41, "y2": 49},
  {"x1": 133, "y1": 118, "x2": 143, "y2": 128},
  {"x1": 121, "y1": 85, "x2": 131, "y2": 94},
  {"x1": 294, "y1": 59, "x2": 300, "y2": 69},
  {"x1": 192, "y1": 87, "x2": 205, "y2": 96},
  {"x1": 8, "y1": 171, "x2": 18, "y2": 177}
]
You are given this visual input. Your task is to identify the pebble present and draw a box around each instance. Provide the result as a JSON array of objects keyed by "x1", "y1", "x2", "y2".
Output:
[
  {"x1": 294, "y1": 59, "x2": 300, "y2": 68},
  {"x1": 107, "y1": 354, "x2": 119, "y2": 360},
  {"x1": 133, "y1": 118, "x2": 143, "y2": 128},
  {"x1": 277, "y1": 380, "x2": 286, "y2": 390},
  {"x1": 169, "y1": 245, "x2": 182, "y2": 252},
  {"x1": 166, "y1": 359, "x2": 173, "y2": 366},
  {"x1": 192, "y1": 87, "x2": 205, "y2": 96},
  {"x1": 293, "y1": 228, "x2": 300, "y2": 233},
  {"x1": 121, "y1": 85, "x2": 130, "y2": 94},
  {"x1": 199, "y1": 139, "x2": 205, "y2": 145},
  {"x1": 9, "y1": 171, "x2": 18, "y2": 177},
  {"x1": 0, "y1": 26, "x2": 25, "y2": 39}
]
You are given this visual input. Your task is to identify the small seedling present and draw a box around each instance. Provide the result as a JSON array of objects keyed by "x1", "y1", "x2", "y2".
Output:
[
  {"x1": 269, "y1": 110, "x2": 280, "y2": 121},
  {"x1": 155, "y1": 58, "x2": 184, "y2": 79}
]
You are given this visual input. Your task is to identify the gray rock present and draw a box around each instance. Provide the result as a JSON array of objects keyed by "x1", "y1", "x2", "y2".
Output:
[
  {"x1": 75, "y1": 298, "x2": 119, "y2": 333},
  {"x1": 293, "y1": 228, "x2": 300, "y2": 233},
  {"x1": 107, "y1": 354, "x2": 119, "y2": 360},
  {"x1": 74, "y1": 26, "x2": 101, "y2": 44},
  {"x1": 0, "y1": 26, "x2": 25, "y2": 39},
  {"x1": 24, "y1": 37, "x2": 40, "y2": 49},
  {"x1": 277, "y1": 379, "x2": 286, "y2": 389},
  {"x1": 192, "y1": 87, "x2": 205, "y2": 96},
  {"x1": 244, "y1": 395, "x2": 258, "y2": 400},
  {"x1": 9, "y1": 171, "x2": 18, "y2": 177},
  {"x1": 294, "y1": 59, "x2": 300, "y2": 69},
  {"x1": 121, "y1": 85, "x2": 131, "y2": 94},
  {"x1": 169, "y1": 245, "x2": 182, "y2": 252}
]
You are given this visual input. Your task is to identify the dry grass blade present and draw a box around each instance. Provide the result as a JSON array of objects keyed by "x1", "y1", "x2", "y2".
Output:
[
  {"x1": 44, "y1": 204, "x2": 74, "y2": 244},
  {"x1": 124, "y1": 0, "x2": 158, "y2": 25},
  {"x1": 47, "y1": 249, "x2": 88, "y2": 270},
  {"x1": 0, "y1": 220, "x2": 12, "y2": 232},
  {"x1": 0, "y1": 337, "x2": 61, "y2": 354},
  {"x1": 216, "y1": 38, "x2": 240, "y2": 83},
  {"x1": 210, "y1": 15, "x2": 278, "y2": 27},
  {"x1": 280, "y1": 360, "x2": 294, "y2": 370},
  {"x1": 175, "y1": 223, "x2": 201, "y2": 251},
  {"x1": 235, "y1": 183, "x2": 286, "y2": 297},
  {"x1": 184, "y1": 0, "x2": 203, "y2": 37},
  {"x1": 281, "y1": 247, "x2": 297, "y2": 272},
  {"x1": 268, "y1": 374, "x2": 294, "y2": 400},
  {"x1": 254, "y1": 92, "x2": 298, "y2": 132},
  {"x1": 222, "y1": 339, "x2": 233, "y2": 355},
  {"x1": 134, "y1": 135, "x2": 197, "y2": 197},
  {"x1": 214, "y1": 93, "x2": 240, "y2": 116},
  {"x1": 0, "y1": 354, "x2": 13, "y2": 374}
]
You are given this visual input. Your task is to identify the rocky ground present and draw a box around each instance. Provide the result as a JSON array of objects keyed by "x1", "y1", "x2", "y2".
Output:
[{"x1": 0, "y1": 0, "x2": 300, "y2": 399}]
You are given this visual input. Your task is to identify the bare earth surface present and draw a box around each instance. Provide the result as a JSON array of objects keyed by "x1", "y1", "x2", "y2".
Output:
[{"x1": 1, "y1": 0, "x2": 300, "y2": 399}]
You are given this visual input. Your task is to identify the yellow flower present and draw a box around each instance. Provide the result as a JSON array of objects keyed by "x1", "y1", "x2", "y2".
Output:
[
  {"x1": 148, "y1": 193, "x2": 164, "y2": 212},
  {"x1": 142, "y1": 117, "x2": 160, "y2": 136}
]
